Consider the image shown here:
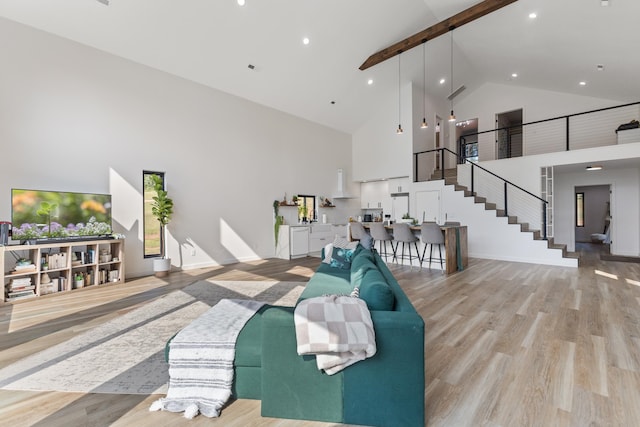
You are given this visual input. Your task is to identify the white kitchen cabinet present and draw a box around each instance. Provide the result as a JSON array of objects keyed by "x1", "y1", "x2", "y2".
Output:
[
  {"x1": 331, "y1": 224, "x2": 348, "y2": 239},
  {"x1": 276, "y1": 225, "x2": 310, "y2": 259},
  {"x1": 309, "y1": 224, "x2": 333, "y2": 253},
  {"x1": 388, "y1": 177, "x2": 410, "y2": 194},
  {"x1": 290, "y1": 226, "x2": 310, "y2": 258},
  {"x1": 360, "y1": 181, "x2": 389, "y2": 209}
]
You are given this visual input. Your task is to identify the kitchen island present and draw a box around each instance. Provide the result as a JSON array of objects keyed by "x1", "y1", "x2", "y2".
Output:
[{"x1": 356, "y1": 223, "x2": 468, "y2": 274}]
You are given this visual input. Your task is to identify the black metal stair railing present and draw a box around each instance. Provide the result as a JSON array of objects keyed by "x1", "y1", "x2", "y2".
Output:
[{"x1": 413, "y1": 147, "x2": 548, "y2": 240}]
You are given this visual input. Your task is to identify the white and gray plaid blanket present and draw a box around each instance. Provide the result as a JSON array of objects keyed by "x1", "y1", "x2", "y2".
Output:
[
  {"x1": 294, "y1": 295, "x2": 376, "y2": 375},
  {"x1": 150, "y1": 299, "x2": 265, "y2": 419}
]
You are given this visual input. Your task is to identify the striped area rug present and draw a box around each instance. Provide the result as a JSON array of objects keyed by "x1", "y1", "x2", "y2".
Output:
[{"x1": 0, "y1": 280, "x2": 305, "y2": 394}]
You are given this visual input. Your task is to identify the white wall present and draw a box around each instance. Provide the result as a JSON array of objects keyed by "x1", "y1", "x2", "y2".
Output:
[
  {"x1": 352, "y1": 82, "x2": 413, "y2": 182},
  {"x1": 0, "y1": 18, "x2": 361, "y2": 277}
]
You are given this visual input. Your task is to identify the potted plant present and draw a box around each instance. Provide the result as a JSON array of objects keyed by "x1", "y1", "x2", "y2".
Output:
[
  {"x1": 399, "y1": 213, "x2": 414, "y2": 224},
  {"x1": 74, "y1": 272, "x2": 84, "y2": 289},
  {"x1": 273, "y1": 200, "x2": 283, "y2": 247},
  {"x1": 149, "y1": 174, "x2": 174, "y2": 277}
]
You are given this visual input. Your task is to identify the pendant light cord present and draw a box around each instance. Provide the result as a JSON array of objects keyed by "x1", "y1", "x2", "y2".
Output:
[{"x1": 448, "y1": 29, "x2": 456, "y2": 122}]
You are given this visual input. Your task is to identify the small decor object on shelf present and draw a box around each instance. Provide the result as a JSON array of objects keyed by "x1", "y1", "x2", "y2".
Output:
[{"x1": 74, "y1": 272, "x2": 85, "y2": 289}]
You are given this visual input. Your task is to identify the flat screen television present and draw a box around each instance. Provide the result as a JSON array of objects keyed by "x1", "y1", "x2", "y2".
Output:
[{"x1": 11, "y1": 188, "x2": 112, "y2": 242}]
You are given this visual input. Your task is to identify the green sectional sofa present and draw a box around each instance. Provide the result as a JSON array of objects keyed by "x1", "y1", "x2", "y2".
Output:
[
  {"x1": 237, "y1": 245, "x2": 424, "y2": 426},
  {"x1": 169, "y1": 245, "x2": 425, "y2": 426}
]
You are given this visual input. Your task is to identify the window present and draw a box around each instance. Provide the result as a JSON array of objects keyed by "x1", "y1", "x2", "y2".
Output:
[
  {"x1": 576, "y1": 192, "x2": 584, "y2": 227},
  {"x1": 297, "y1": 195, "x2": 316, "y2": 223},
  {"x1": 143, "y1": 171, "x2": 165, "y2": 257}
]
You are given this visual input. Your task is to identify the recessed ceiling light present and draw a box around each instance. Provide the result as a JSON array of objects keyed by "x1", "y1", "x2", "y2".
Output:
[
  {"x1": 579, "y1": 81, "x2": 587, "y2": 86},
  {"x1": 586, "y1": 165, "x2": 603, "y2": 171},
  {"x1": 529, "y1": 12, "x2": 537, "y2": 19},
  {"x1": 597, "y1": 64, "x2": 605, "y2": 71},
  {"x1": 367, "y1": 79, "x2": 374, "y2": 85},
  {"x1": 302, "y1": 37, "x2": 310, "y2": 45},
  {"x1": 439, "y1": 78, "x2": 446, "y2": 85},
  {"x1": 511, "y1": 73, "x2": 518, "y2": 78},
  {"x1": 237, "y1": 0, "x2": 245, "y2": 6},
  {"x1": 601, "y1": 0, "x2": 609, "y2": 7}
]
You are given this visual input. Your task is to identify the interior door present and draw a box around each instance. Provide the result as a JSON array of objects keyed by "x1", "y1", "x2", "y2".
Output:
[{"x1": 415, "y1": 190, "x2": 441, "y2": 223}]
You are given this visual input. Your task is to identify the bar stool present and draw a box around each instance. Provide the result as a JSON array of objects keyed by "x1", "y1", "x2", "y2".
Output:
[
  {"x1": 369, "y1": 222, "x2": 396, "y2": 262},
  {"x1": 392, "y1": 223, "x2": 420, "y2": 267},
  {"x1": 349, "y1": 222, "x2": 368, "y2": 241},
  {"x1": 420, "y1": 222, "x2": 445, "y2": 270}
]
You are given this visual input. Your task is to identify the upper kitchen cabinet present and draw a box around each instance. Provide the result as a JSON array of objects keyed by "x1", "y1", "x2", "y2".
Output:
[
  {"x1": 361, "y1": 181, "x2": 389, "y2": 210},
  {"x1": 387, "y1": 177, "x2": 410, "y2": 194}
]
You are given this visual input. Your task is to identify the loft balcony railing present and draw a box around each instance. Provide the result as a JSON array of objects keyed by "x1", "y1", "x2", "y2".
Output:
[
  {"x1": 413, "y1": 101, "x2": 640, "y2": 240},
  {"x1": 459, "y1": 100, "x2": 640, "y2": 162}
]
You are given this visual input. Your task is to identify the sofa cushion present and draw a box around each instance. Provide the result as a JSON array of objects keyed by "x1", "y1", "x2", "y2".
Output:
[
  {"x1": 350, "y1": 250, "x2": 377, "y2": 286},
  {"x1": 358, "y1": 268, "x2": 395, "y2": 311},
  {"x1": 298, "y1": 269, "x2": 352, "y2": 302}
]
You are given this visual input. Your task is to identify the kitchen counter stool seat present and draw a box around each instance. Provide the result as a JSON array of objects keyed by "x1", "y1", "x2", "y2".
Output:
[
  {"x1": 420, "y1": 222, "x2": 445, "y2": 270},
  {"x1": 369, "y1": 222, "x2": 396, "y2": 262},
  {"x1": 392, "y1": 223, "x2": 420, "y2": 267}
]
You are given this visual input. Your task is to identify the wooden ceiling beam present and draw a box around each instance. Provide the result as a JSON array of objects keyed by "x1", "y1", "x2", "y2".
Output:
[{"x1": 359, "y1": 0, "x2": 518, "y2": 70}]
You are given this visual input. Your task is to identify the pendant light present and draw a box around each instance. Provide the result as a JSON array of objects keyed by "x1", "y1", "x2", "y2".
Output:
[
  {"x1": 448, "y1": 30, "x2": 456, "y2": 123},
  {"x1": 397, "y1": 52, "x2": 403, "y2": 134},
  {"x1": 421, "y1": 42, "x2": 429, "y2": 129}
]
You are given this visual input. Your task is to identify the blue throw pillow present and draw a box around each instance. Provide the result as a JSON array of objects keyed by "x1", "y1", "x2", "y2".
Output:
[{"x1": 330, "y1": 247, "x2": 356, "y2": 269}]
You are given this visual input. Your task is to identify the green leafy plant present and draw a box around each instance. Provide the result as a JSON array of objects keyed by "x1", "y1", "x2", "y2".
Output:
[
  {"x1": 149, "y1": 175, "x2": 174, "y2": 258},
  {"x1": 273, "y1": 200, "x2": 283, "y2": 247},
  {"x1": 402, "y1": 212, "x2": 412, "y2": 219}
]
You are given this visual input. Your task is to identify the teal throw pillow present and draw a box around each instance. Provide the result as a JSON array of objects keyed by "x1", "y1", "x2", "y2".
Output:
[{"x1": 330, "y1": 247, "x2": 356, "y2": 270}]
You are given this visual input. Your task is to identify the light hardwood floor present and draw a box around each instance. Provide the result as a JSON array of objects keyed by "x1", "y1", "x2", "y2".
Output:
[{"x1": 1, "y1": 245, "x2": 639, "y2": 426}]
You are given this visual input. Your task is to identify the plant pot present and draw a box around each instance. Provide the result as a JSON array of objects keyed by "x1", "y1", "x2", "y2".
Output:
[{"x1": 153, "y1": 258, "x2": 171, "y2": 278}]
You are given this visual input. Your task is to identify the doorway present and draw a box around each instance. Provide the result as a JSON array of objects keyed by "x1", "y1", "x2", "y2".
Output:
[
  {"x1": 456, "y1": 118, "x2": 478, "y2": 163},
  {"x1": 575, "y1": 185, "x2": 611, "y2": 248},
  {"x1": 496, "y1": 109, "x2": 523, "y2": 159}
]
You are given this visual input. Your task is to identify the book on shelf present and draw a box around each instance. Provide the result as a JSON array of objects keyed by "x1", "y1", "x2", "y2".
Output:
[
  {"x1": 47, "y1": 252, "x2": 67, "y2": 269},
  {"x1": 8, "y1": 277, "x2": 33, "y2": 288},
  {"x1": 7, "y1": 292, "x2": 36, "y2": 301},
  {"x1": 7, "y1": 289, "x2": 36, "y2": 298},
  {"x1": 6, "y1": 284, "x2": 35, "y2": 292},
  {"x1": 11, "y1": 264, "x2": 36, "y2": 274}
]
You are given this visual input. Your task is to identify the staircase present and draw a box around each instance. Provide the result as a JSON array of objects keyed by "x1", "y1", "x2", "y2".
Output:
[{"x1": 430, "y1": 167, "x2": 580, "y2": 265}]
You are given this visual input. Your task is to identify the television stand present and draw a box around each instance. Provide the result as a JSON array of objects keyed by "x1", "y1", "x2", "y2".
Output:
[{"x1": 1, "y1": 238, "x2": 125, "y2": 303}]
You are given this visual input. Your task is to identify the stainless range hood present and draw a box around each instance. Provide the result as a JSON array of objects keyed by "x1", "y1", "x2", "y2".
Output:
[{"x1": 332, "y1": 169, "x2": 354, "y2": 199}]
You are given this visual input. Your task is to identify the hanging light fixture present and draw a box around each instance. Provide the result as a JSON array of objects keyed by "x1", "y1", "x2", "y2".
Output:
[
  {"x1": 448, "y1": 30, "x2": 456, "y2": 122},
  {"x1": 397, "y1": 52, "x2": 403, "y2": 134},
  {"x1": 421, "y1": 42, "x2": 429, "y2": 129}
]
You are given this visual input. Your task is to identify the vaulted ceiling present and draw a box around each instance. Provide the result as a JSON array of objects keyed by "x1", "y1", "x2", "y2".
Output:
[{"x1": 0, "y1": 0, "x2": 638, "y2": 134}]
